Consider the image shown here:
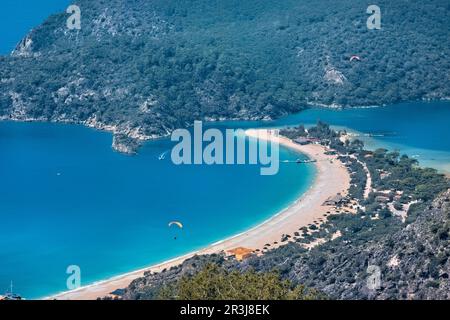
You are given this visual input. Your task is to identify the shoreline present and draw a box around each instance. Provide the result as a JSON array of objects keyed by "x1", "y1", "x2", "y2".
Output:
[{"x1": 48, "y1": 129, "x2": 351, "y2": 300}]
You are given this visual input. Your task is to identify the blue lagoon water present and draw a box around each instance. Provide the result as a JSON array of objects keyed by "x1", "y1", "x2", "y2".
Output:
[
  {"x1": 263, "y1": 101, "x2": 450, "y2": 173},
  {"x1": 0, "y1": 122, "x2": 315, "y2": 298},
  {"x1": 2, "y1": 100, "x2": 449, "y2": 299}
]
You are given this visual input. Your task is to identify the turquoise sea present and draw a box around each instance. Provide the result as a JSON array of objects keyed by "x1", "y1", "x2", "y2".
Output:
[
  {"x1": 0, "y1": 0, "x2": 71, "y2": 55},
  {"x1": 229, "y1": 101, "x2": 450, "y2": 173},
  {"x1": 274, "y1": 101, "x2": 450, "y2": 173},
  {"x1": 0, "y1": 122, "x2": 315, "y2": 299},
  {"x1": 2, "y1": 101, "x2": 450, "y2": 299},
  {"x1": 0, "y1": 0, "x2": 316, "y2": 299}
]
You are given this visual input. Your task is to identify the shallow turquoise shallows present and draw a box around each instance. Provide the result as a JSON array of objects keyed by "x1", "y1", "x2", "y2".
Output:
[{"x1": 0, "y1": 122, "x2": 315, "y2": 299}]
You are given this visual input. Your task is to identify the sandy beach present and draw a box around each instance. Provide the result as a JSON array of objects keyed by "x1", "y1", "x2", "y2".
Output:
[{"x1": 50, "y1": 129, "x2": 350, "y2": 300}]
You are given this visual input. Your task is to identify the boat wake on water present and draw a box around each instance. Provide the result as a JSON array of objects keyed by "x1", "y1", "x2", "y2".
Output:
[{"x1": 158, "y1": 151, "x2": 169, "y2": 160}]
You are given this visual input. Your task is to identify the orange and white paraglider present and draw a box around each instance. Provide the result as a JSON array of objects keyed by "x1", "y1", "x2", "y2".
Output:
[{"x1": 350, "y1": 55, "x2": 361, "y2": 62}]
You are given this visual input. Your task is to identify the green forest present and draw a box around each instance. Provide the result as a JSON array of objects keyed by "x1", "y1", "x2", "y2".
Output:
[{"x1": 1, "y1": 0, "x2": 449, "y2": 147}]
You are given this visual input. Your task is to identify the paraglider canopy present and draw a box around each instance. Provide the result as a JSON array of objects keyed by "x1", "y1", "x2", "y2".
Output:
[
  {"x1": 168, "y1": 221, "x2": 183, "y2": 229},
  {"x1": 350, "y1": 55, "x2": 361, "y2": 62}
]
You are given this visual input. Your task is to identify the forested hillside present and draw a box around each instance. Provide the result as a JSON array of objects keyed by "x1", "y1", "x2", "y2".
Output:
[{"x1": 1, "y1": 0, "x2": 449, "y2": 150}]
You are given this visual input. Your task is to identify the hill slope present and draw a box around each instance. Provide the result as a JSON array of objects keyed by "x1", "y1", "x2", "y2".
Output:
[{"x1": 1, "y1": 0, "x2": 449, "y2": 150}]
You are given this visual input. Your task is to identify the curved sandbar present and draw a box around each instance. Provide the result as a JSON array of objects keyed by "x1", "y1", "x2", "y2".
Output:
[{"x1": 49, "y1": 129, "x2": 350, "y2": 300}]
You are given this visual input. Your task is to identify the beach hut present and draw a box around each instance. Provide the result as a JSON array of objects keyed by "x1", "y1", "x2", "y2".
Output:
[{"x1": 226, "y1": 247, "x2": 254, "y2": 261}]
